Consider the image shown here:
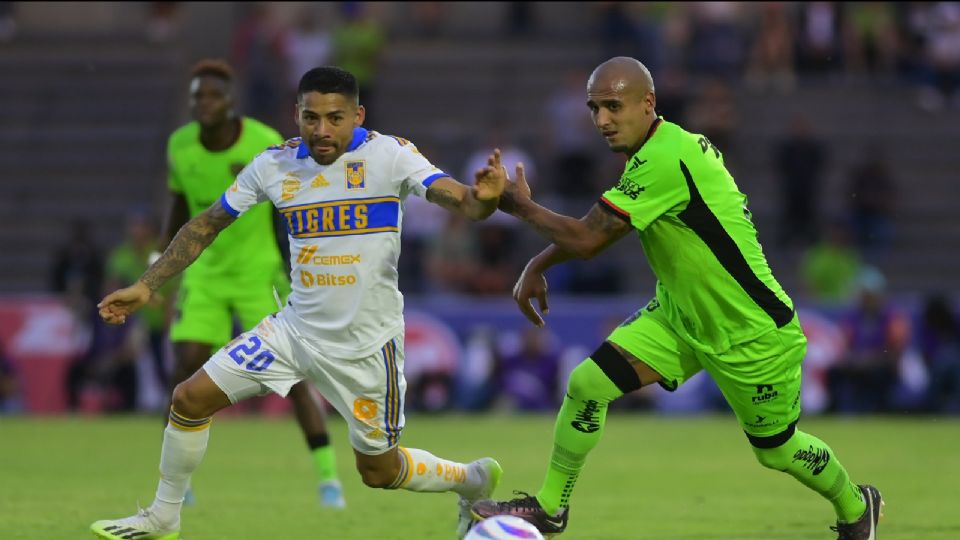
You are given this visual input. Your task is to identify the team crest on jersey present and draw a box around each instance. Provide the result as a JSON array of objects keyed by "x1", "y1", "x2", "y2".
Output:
[
  {"x1": 311, "y1": 174, "x2": 330, "y2": 188},
  {"x1": 281, "y1": 176, "x2": 301, "y2": 201},
  {"x1": 345, "y1": 161, "x2": 366, "y2": 191}
]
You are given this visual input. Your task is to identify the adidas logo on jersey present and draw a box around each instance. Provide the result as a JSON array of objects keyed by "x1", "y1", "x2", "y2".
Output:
[{"x1": 311, "y1": 174, "x2": 330, "y2": 188}]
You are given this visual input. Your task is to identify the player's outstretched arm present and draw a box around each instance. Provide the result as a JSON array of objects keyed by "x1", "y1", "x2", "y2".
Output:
[
  {"x1": 496, "y1": 156, "x2": 632, "y2": 259},
  {"x1": 426, "y1": 149, "x2": 506, "y2": 220},
  {"x1": 97, "y1": 201, "x2": 236, "y2": 325}
]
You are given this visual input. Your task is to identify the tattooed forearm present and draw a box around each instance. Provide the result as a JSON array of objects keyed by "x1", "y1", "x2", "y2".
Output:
[
  {"x1": 583, "y1": 205, "x2": 632, "y2": 239},
  {"x1": 427, "y1": 177, "x2": 497, "y2": 220},
  {"x1": 517, "y1": 203, "x2": 631, "y2": 259},
  {"x1": 140, "y1": 204, "x2": 235, "y2": 291},
  {"x1": 426, "y1": 186, "x2": 461, "y2": 210}
]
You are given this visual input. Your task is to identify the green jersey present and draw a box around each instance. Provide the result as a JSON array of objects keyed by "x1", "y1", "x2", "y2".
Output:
[
  {"x1": 167, "y1": 117, "x2": 284, "y2": 287},
  {"x1": 600, "y1": 119, "x2": 794, "y2": 354}
]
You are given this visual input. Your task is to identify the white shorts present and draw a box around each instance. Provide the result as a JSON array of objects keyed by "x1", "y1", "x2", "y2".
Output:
[{"x1": 203, "y1": 309, "x2": 406, "y2": 455}]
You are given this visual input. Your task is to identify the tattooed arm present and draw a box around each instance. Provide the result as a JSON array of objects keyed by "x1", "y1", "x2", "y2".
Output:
[
  {"x1": 424, "y1": 148, "x2": 507, "y2": 220},
  {"x1": 425, "y1": 176, "x2": 501, "y2": 220},
  {"x1": 508, "y1": 204, "x2": 632, "y2": 326},
  {"x1": 517, "y1": 202, "x2": 633, "y2": 259},
  {"x1": 97, "y1": 201, "x2": 236, "y2": 324}
]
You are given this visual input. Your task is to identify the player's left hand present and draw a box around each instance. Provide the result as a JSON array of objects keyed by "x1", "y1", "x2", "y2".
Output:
[
  {"x1": 473, "y1": 148, "x2": 507, "y2": 202},
  {"x1": 513, "y1": 260, "x2": 549, "y2": 327}
]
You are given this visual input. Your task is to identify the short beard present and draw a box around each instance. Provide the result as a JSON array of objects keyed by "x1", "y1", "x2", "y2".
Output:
[
  {"x1": 609, "y1": 143, "x2": 630, "y2": 154},
  {"x1": 311, "y1": 151, "x2": 340, "y2": 165}
]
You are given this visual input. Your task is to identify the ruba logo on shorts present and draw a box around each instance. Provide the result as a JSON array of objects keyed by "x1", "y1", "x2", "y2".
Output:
[
  {"x1": 752, "y1": 384, "x2": 779, "y2": 404},
  {"x1": 571, "y1": 399, "x2": 601, "y2": 433}
]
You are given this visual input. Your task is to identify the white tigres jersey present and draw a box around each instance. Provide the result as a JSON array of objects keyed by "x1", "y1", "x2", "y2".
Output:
[{"x1": 221, "y1": 127, "x2": 447, "y2": 357}]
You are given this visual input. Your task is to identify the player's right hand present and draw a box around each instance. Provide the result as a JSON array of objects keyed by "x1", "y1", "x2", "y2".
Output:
[
  {"x1": 97, "y1": 281, "x2": 152, "y2": 325},
  {"x1": 513, "y1": 261, "x2": 549, "y2": 327}
]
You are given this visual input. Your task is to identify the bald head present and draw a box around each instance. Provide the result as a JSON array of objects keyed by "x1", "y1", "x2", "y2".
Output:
[
  {"x1": 585, "y1": 57, "x2": 658, "y2": 155},
  {"x1": 588, "y1": 57, "x2": 654, "y2": 97}
]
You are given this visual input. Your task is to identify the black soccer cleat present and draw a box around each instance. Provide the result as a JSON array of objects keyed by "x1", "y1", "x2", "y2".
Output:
[
  {"x1": 830, "y1": 485, "x2": 884, "y2": 540},
  {"x1": 471, "y1": 491, "x2": 568, "y2": 537}
]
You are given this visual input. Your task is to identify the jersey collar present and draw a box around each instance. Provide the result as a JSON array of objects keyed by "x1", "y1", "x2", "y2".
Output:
[
  {"x1": 296, "y1": 139, "x2": 310, "y2": 159},
  {"x1": 295, "y1": 127, "x2": 369, "y2": 160},
  {"x1": 643, "y1": 117, "x2": 663, "y2": 146},
  {"x1": 347, "y1": 127, "x2": 368, "y2": 152}
]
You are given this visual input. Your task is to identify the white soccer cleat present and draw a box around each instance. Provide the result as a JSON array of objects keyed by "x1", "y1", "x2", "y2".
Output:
[
  {"x1": 456, "y1": 457, "x2": 503, "y2": 539},
  {"x1": 90, "y1": 507, "x2": 180, "y2": 540}
]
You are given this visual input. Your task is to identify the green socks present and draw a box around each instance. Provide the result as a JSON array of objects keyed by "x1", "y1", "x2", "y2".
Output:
[
  {"x1": 753, "y1": 429, "x2": 866, "y2": 523},
  {"x1": 534, "y1": 353, "x2": 868, "y2": 525},
  {"x1": 537, "y1": 358, "x2": 625, "y2": 514},
  {"x1": 309, "y1": 439, "x2": 339, "y2": 483}
]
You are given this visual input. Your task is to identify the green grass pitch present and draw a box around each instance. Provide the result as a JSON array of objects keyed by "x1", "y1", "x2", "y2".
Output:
[{"x1": 1, "y1": 414, "x2": 958, "y2": 539}]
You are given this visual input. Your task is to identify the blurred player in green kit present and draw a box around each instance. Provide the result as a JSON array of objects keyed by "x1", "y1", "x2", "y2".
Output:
[{"x1": 162, "y1": 59, "x2": 344, "y2": 508}]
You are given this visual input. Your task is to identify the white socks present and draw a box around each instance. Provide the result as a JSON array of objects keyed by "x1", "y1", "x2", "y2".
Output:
[
  {"x1": 393, "y1": 447, "x2": 483, "y2": 498},
  {"x1": 149, "y1": 416, "x2": 211, "y2": 526}
]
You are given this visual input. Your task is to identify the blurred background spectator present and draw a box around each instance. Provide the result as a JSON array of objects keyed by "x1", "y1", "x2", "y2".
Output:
[
  {"x1": 0, "y1": 338, "x2": 21, "y2": 414},
  {"x1": 65, "y1": 304, "x2": 146, "y2": 413},
  {"x1": 775, "y1": 113, "x2": 827, "y2": 249},
  {"x1": 800, "y1": 217, "x2": 862, "y2": 306},
  {"x1": 50, "y1": 219, "x2": 104, "y2": 309},
  {"x1": 827, "y1": 268, "x2": 911, "y2": 414},
  {"x1": 232, "y1": 3, "x2": 287, "y2": 127},
  {"x1": 333, "y1": 2, "x2": 385, "y2": 123},
  {"x1": 846, "y1": 144, "x2": 898, "y2": 259},
  {"x1": 0, "y1": 1, "x2": 16, "y2": 42},
  {"x1": 919, "y1": 294, "x2": 960, "y2": 413},
  {"x1": 495, "y1": 327, "x2": 561, "y2": 411},
  {"x1": 104, "y1": 209, "x2": 170, "y2": 394},
  {"x1": 280, "y1": 6, "x2": 333, "y2": 134},
  {"x1": 744, "y1": 2, "x2": 796, "y2": 94},
  {"x1": 795, "y1": 2, "x2": 846, "y2": 76}
]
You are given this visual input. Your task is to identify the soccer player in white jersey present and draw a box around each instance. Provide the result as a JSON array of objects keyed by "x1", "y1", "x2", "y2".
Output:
[{"x1": 91, "y1": 67, "x2": 506, "y2": 540}]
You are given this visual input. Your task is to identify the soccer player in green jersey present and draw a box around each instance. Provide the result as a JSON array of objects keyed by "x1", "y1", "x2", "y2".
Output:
[
  {"x1": 472, "y1": 57, "x2": 883, "y2": 539},
  {"x1": 163, "y1": 60, "x2": 344, "y2": 508}
]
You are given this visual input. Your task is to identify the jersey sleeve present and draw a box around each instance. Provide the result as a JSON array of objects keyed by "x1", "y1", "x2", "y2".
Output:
[
  {"x1": 391, "y1": 141, "x2": 448, "y2": 199},
  {"x1": 599, "y1": 159, "x2": 687, "y2": 231},
  {"x1": 220, "y1": 155, "x2": 269, "y2": 217}
]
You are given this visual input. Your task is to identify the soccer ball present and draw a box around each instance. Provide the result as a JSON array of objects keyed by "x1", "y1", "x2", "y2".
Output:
[{"x1": 465, "y1": 515, "x2": 545, "y2": 540}]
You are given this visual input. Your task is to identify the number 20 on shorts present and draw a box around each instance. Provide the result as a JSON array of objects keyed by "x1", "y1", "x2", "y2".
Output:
[{"x1": 227, "y1": 335, "x2": 276, "y2": 372}]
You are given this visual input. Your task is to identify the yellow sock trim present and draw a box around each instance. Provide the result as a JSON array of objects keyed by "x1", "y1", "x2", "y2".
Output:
[
  {"x1": 388, "y1": 447, "x2": 414, "y2": 489},
  {"x1": 168, "y1": 407, "x2": 212, "y2": 432}
]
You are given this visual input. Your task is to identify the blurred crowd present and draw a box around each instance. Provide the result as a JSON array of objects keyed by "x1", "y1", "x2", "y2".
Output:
[{"x1": 1, "y1": 1, "x2": 958, "y2": 417}]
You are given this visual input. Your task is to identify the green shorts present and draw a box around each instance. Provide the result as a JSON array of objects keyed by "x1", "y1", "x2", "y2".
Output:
[
  {"x1": 608, "y1": 299, "x2": 806, "y2": 438},
  {"x1": 170, "y1": 274, "x2": 291, "y2": 350}
]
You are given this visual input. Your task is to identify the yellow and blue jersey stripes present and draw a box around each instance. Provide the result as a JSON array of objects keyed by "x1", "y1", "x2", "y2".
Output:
[
  {"x1": 382, "y1": 338, "x2": 401, "y2": 448},
  {"x1": 280, "y1": 196, "x2": 400, "y2": 238}
]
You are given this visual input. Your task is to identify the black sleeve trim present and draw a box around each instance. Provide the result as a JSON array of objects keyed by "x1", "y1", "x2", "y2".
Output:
[{"x1": 597, "y1": 197, "x2": 632, "y2": 224}]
